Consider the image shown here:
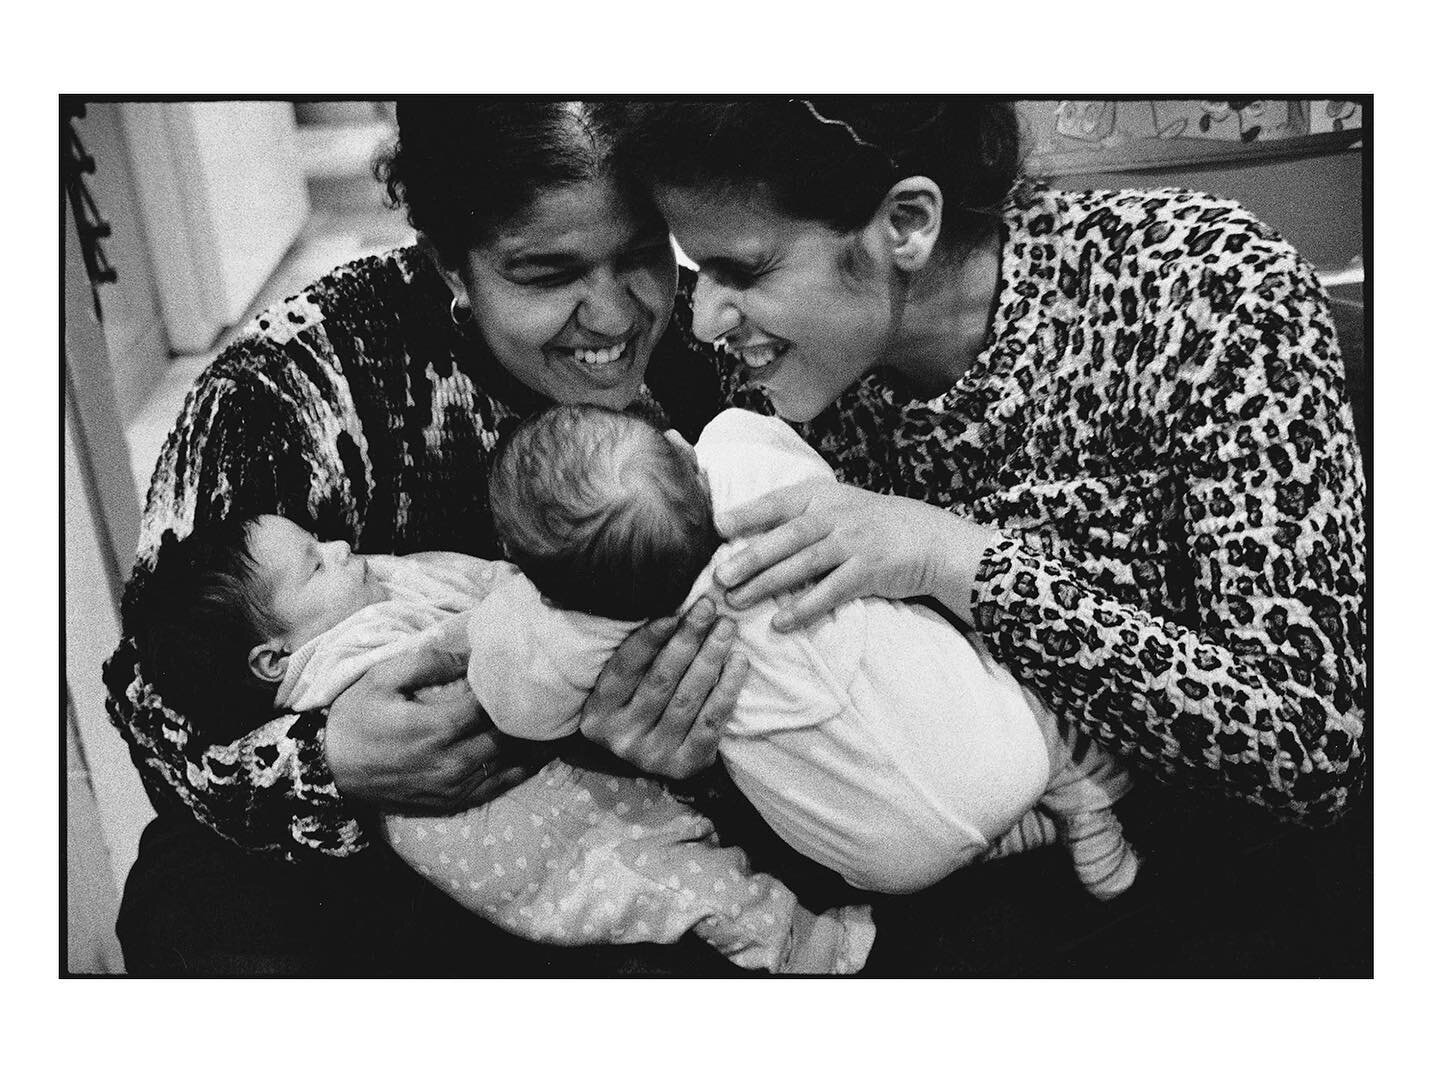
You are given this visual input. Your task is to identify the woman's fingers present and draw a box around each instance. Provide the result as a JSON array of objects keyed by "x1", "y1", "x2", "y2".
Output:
[
  {"x1": 695, "y1": 649, "x2": 748, "y2": 736},
  {"x1": 651, "y1": 649, "x2": 746, "y2": 779},
  {"x1": 715, "y1": 518, "x2": 813, "y2": 591},
  {"x1": 587, "y1": 613, "x2": 681, "y2": 711},
  {"x1": 372, "y1": 641, "x2": 470, "y2": 696},
  {"x1": 422, "y1": 727, "x2": 543, "y2": 812},
  {"x1": 626, "y1": 598, "x2": 722, "y2": 717},
  {"x1": 713, "y1": 489, "x2": 789, "y2": 540},
  {"x1": 773, "y1": 563, "x2": 867, "y2": 631},
  {"x1": 658, "y1": 615, "x2": 734, "y2": 725},
  {"x1": 714, "y1": 478, "x2": 826, "y2": 540},
  {"x1": 724, "y1": 533, "x2": 844, "y2": 608},
  {"x1": 580, "y1": 597, "x2": 737, "y2": 780},
  {"x1": 455, "y1": 764, "x2": 534, "y2": 809},
  {"x1": 579, "y1": 603, "x2": 713, "y2": 746}
]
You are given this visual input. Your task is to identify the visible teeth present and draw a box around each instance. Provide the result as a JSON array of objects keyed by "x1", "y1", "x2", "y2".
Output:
[
  {"x1": 570, "y1": 343, "x2": 626, "y2": 365},
  {"x1": 732, "y1": 343, "x2": 780, "y2": 369}
]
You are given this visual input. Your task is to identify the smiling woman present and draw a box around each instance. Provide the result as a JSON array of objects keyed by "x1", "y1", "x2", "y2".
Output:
[
  {"x1": 107, "y1": 99, "x2": 749, "y2": 975},
  {"x1": 384, "y1": 101, "x2": 679, "y2": 411},
  {"x1": 431, "y1": 179, "x2": 676, "y2": 409},
  {"x1": 609, "y1": 98, "x2": 1369, "y2": 974}
]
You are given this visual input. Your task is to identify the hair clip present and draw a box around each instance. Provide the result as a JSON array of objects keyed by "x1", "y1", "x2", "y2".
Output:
[{"x1": 794, "y1": 99, "x2": 897, "y2": 170}]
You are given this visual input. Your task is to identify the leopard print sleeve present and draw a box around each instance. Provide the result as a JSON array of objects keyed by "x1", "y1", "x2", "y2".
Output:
[{"x1": 972, "y1": 236, "x2": 1367, "y2": 827}]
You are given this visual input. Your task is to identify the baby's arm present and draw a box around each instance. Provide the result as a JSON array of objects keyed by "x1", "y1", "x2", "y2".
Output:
[{"x1": 467, "y1": 575, "x2": 636, "y2": 741}]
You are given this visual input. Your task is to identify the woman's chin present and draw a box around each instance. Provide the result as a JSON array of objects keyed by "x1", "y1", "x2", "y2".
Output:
[
  {"x1": 574, "y1": 371, "x2": 646, "y2": 409},
  {"x1": 766, "y1": 388, "x2": 828, "y2": 424}
]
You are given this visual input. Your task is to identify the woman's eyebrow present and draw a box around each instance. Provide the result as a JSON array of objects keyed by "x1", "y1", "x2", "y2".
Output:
[
  {"x1": 502, "y1": 251, "x2": 581, "y2": 272},
  {"x1": 702, "y1": 255, "x2": 764, "y2": 277}
]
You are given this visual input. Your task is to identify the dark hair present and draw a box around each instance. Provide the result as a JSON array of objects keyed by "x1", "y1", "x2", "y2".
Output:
[
  {"x1": 607, "y1": 98, "x2": 1021, "y2": 251},
  {"x1": 126, "y1": 517, "x2": 281, "y2": 744},
  {"x1": 489, "y1": 405, "x2": 720, "y2": 621},
  {"x1": 376, "y1": 98, "x2": 626, "y2": 268}
]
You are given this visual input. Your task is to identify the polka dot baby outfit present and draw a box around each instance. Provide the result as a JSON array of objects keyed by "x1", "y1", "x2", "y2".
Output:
[
  {"x1": 275, "y1": 549, "x2": 873, "y2": 974},
  {"x1": 385, "y1": 759, "x2": 871, "y2": 972}
]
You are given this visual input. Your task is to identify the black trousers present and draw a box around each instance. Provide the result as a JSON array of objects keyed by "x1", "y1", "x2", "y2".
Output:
[{"x1": 117, "y1": 776, "x2": 1372, "y2": 978}]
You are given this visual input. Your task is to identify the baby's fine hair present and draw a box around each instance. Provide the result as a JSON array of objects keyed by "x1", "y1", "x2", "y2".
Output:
[
  {"x1": 126, "y1": 516, "x2": 281, "y2": 744},
  {"x1": 488, "y1": 405, "x2": 720, "y2": 620}
]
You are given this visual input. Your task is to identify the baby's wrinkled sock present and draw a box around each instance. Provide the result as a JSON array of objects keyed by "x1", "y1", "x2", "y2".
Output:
[
  {"x1": 984, "y1": 806, "x2": 1061, "y2": 861},
  {"x1": 1066, "y1": 808, "x2": 1141, "y2": 901},
  {"x1": 778, "y1": 904, "x2": 875, "y2": 975}
]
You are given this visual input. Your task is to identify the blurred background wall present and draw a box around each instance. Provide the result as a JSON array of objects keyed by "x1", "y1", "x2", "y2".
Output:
[{"x1": 63, "y1": 99, "x2": 410, "y2": 972}]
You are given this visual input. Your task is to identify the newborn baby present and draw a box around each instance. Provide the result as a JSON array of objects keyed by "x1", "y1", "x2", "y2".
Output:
[{"x1": 476, "y1": 405, "x2": 1139, "y2": 897}]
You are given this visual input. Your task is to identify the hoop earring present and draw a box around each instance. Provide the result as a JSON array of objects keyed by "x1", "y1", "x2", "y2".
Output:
[{"x1": 450, "y1": 297, "x2": 473, "y2": 327}]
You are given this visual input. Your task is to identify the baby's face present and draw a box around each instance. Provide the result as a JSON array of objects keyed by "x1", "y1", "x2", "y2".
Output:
[{"x1": 247, "y1": 515, "x2": 386, "y2": 648}]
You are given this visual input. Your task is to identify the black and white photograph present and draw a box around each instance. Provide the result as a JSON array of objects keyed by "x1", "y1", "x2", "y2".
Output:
[{"x1": 63, "y1": 94, "x2": 1375, "y2": 991}]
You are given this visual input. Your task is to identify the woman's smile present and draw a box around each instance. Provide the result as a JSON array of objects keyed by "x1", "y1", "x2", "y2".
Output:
[
  {"x1": 657, "y1": 184, "x2": 893, "y2": 422},
  {"x1": 450, "y1": 177, "x2": 678, "y2": 410},
  {"x1": 545, "y1": 331, "x2": 642, "y2": 387},
  {"x1": 722, "y1": 335, "x2": 792, "y2": 374}
]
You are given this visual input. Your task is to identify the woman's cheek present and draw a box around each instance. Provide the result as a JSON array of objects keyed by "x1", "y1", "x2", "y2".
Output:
[
  {"x1": 636, "y1": 261, "x2": 679, "y2": 322},
  {"x1": 520, "y1": 298, "x2": 572, "y2": 350}
]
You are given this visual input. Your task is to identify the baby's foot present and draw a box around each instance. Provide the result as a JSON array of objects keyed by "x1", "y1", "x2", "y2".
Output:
[
  {"x1": 778, "y1": 904, "x2": 875, "y2": 974},
  {"x1": 1083, "y1": 843, "x2": 1141, "y2": 901}
]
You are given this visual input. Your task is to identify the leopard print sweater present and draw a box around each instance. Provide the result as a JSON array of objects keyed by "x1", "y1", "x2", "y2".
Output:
[
  {"x1": 103, "y1": 248, "x2": 721, "y2": 859},
  {"x1": 757, "y1": 183, "x2": 1366, "y2": 827}
]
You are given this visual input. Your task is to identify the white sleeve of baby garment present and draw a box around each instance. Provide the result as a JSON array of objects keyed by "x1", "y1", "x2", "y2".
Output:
[
  {"x1": 375, "y1": 551, "x2": 521, "y2": 612},
  {"x1": 467, "y1": 573, "x2": 637, "y2": 741},
  {"x1": 278, "y1": 602, "x2": 450, "y2": 714},
  {"x1": 695, "y1": 408, "x2": 837, "y2": 520}
]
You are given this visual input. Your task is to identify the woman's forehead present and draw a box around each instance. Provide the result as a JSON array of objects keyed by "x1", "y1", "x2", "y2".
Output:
[
  {"x1": 488, "y1": 178, "x2": 658, "y2": 260},
  {"x1": 655, "y1": 184, "x2": 805, "y2": 258}
]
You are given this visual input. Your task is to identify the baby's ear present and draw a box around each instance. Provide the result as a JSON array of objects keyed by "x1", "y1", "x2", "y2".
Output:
[
  {"x1": 248, "y1": 639, "x2": 290, "y2": 685},
  {"x1": 662, "y1": 428, "x2": 700, "y2": 470}
]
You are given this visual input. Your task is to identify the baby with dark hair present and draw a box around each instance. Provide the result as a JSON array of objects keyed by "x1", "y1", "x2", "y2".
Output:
[
  {"x1": 131, "y1": 513, "x2": 873, "y2": 974},
  {"x1": 477, "y1": 405, "x2": 1141, "y2": 898}
]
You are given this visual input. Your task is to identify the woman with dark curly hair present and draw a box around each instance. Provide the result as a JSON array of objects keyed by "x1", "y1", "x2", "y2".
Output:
[{"x1": 109, "y1": 100, "x2": 755, "y2": 975}]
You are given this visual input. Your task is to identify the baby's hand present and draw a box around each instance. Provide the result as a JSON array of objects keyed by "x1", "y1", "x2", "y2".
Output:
[{"x1": 424, "y1": 612, "x2": 473, "y2": 662}]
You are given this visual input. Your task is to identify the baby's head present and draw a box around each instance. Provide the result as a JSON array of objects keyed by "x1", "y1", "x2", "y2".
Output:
[
  {"x1": 132, "y1": 514, "x2": 382, "y2": 740},
  {"x1": 488, "y1": 405, "x2": 720, "y2": 620}
]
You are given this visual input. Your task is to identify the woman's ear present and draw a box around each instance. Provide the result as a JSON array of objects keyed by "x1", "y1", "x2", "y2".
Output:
[
  {"x1": 248, "y1": 639, "x2": 290, "y2": 685},
  {"x1": 870, "y1": 176, "x2": 944, "y2": 274},
  {"x1": 416, "y1": 232, "x2": 470, "y2": 306}
]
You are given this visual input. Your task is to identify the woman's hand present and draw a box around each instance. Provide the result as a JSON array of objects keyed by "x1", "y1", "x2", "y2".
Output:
[
  {"x1": 580, "y1": 596, "x2": 748, "y2": 779},
  {"x1": 325, "y1": 643, "x2": 537, "y2": 814},
  {"x1": 713, "y1": 478, "x2": 999, "y2": 630}
]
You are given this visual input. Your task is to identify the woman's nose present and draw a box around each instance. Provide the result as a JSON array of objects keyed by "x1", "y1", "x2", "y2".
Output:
[
  {"x1": 322, "y1": 539, "x2": 351, "y2": 564},
  {"x1": 690, "y1": 274, "x2": 741, "y2": 343},
  {"x1": 578, "y1": 272, "x2": 637, "y2": 336}
]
